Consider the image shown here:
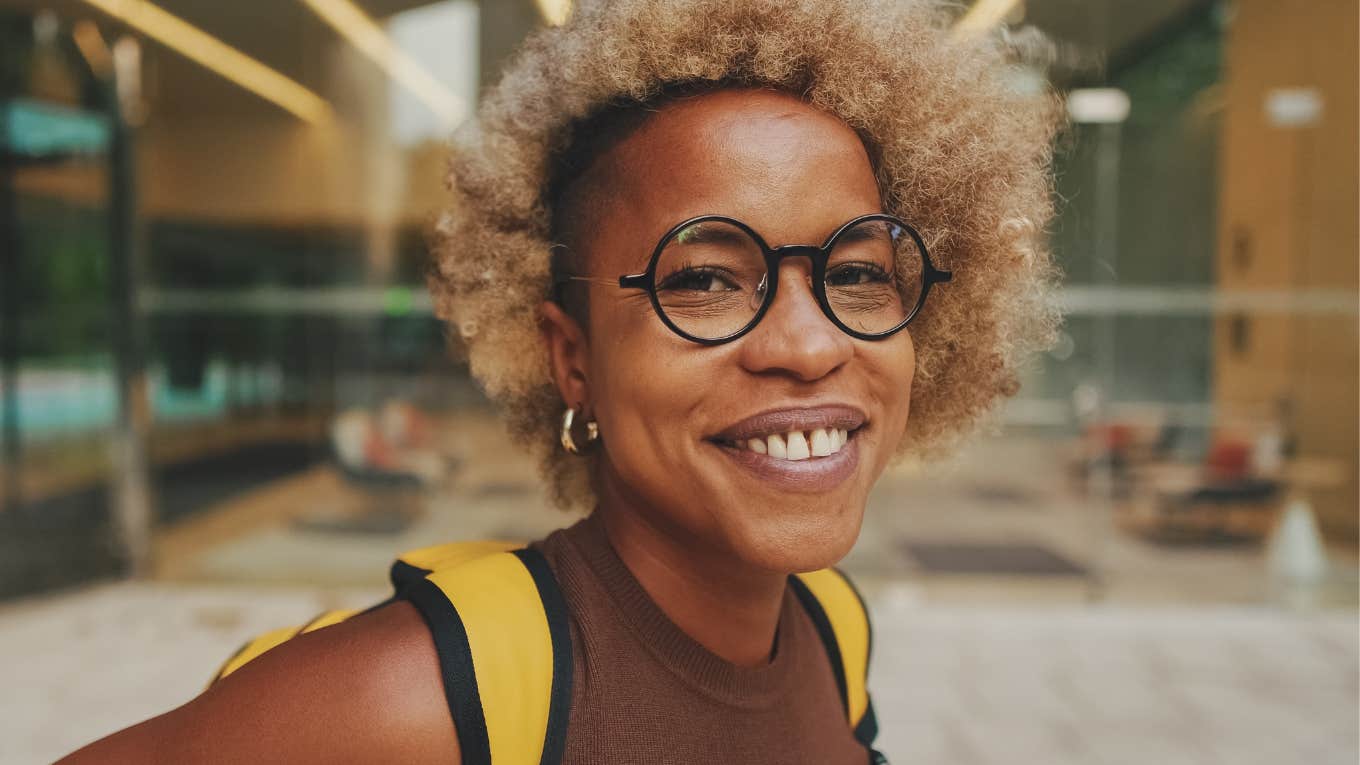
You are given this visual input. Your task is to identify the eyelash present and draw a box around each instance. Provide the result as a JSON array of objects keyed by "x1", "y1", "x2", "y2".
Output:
[{"x1": 656, "y1": 264, "x2": 739, "y2": 291}]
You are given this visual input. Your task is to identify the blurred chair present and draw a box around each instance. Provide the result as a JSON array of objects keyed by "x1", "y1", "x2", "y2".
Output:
[{"x1": 315, "y1": 401, "x2": 451, "y2": 534}]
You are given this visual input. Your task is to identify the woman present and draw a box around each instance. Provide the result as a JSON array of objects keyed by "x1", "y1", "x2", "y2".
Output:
[{"x1": 60, "y1": 0, "x2": 1058, "y2": 761}]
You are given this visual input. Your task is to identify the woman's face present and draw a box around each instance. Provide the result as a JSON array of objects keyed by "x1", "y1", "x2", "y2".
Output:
[{"x1": 545, "y1": 88, "x2": 915, "y2": 573}]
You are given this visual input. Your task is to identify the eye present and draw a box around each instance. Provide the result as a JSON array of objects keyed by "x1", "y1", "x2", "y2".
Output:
[
  {"x1": 826, "y1": 262, "x2": 892, "y2": 287},
  {"x1": 657, "y1": 266, "x2": 741, "y2": 292}
]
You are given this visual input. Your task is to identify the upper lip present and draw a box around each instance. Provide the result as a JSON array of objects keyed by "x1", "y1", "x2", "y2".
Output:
[{"x1": 708, "y1": 404, "x2": 868, "y2": 443}]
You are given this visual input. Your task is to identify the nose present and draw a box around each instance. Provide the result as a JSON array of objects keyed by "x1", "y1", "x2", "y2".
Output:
[{"x1": 737, "y1": 259, "x2": 853, "y2": 381}]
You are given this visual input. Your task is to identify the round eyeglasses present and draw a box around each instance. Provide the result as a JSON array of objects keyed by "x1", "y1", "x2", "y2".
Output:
[{"x1": 555, "y1": 213, "x2": 952, "y2": 345}]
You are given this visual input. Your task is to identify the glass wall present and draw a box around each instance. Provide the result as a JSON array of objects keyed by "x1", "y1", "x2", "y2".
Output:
[{"x1": 2, "y1": 0, "x2": 492, "y2": 595}]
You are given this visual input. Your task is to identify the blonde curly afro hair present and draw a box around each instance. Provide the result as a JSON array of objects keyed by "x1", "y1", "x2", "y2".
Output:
[{"x1": 429, "y1": 0, "x2": 1063, "y2": 508}]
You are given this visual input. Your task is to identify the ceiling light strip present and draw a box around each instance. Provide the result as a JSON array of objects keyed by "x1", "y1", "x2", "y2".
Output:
[
  {"x1": 72, "y1": 20, "x2": 113, "y2": 77},
  {"x1": 299, "y1": 0, "x2": 466, "y2": 128},
  {"x1": 80, "y1": 0, "x2": 330, "y2": 124}
]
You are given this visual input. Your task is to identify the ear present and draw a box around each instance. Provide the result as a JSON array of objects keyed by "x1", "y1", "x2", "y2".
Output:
[{"x1": 540, "y1": 300, "x2": 591, "y2": 411}]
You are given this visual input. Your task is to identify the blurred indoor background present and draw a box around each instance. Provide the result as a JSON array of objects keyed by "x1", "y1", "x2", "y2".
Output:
[{"x1": 0, "y1": 0, "x2": 1356, "y2": 762}]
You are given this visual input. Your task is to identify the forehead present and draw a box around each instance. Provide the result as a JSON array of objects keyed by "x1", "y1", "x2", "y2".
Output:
[{"x1": 598, "y1": 89, "x2": 882, "y2": 256}]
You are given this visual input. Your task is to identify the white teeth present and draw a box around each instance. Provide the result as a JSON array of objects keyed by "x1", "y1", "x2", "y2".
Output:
[
  {"x1": 810, "y1": 428, "x2": 832, "y2": 457},
  {"x1": 730, "y1": 427, "x2": 856, "y2": 459},
  {"x1": 835, "y1": 428, "x2": 849, "y2": 450},
  {"x1": 829, "y1": 429, "x2": 848, "y2": 452}
]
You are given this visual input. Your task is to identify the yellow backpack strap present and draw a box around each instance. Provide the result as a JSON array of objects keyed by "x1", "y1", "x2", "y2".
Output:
[
  {"x1": 791, "y1": 568, "x2": 880, "y2": 750},
  {"x1": 211, "y1": 608, "x2": 362, "y2": 684},
  {"x1": 401, "y1": 548, "x2": 572, "y2": 765},
  {"x1": 391, "y1": 540, "x2": 523, "y2": 586},
  {"x1": 207, "y1": 540, "x2": 533, "y2": 693}
]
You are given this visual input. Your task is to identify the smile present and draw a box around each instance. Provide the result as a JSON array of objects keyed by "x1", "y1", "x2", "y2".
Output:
[
  {"x1": 718, "y1": 427, "x2": 852, "y2": 461},
  {"x1": 706, "y1": 405, "x2": 866, "y2": 491}
]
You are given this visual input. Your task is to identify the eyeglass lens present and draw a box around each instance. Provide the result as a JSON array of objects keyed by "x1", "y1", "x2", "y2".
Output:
[{"x1": 652, "y1": 218, "x2": 925, "y2": 340}]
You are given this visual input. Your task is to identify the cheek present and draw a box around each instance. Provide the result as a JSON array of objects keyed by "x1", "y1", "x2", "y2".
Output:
[
  {"x1": 587, "y1": 304, "x2": 705, "y2": 483},
  {"x1": 868, "y1": 331, "x2": 917, "y2": 446}
]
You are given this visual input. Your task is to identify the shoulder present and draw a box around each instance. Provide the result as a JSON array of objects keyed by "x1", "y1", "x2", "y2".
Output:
[{"x1": 59, "y1": 601, "x2": 458, "y2": 764}]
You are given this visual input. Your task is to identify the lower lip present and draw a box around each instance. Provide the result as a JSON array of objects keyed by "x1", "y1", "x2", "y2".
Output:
[{"x1": 711, "y1": 434, "x2": 861, "y2": 493}]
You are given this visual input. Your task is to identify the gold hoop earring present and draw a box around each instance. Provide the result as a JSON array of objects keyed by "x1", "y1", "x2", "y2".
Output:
[{"x1": 560, "y1": 407, "x2": 599, "y2": 455}]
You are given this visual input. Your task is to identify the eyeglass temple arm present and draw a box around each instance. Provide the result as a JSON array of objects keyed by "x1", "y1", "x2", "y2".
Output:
[
  {"x1": 555, "y1": 275, "x2": 620, "y2": 288},
  {"x1": 618, "y1": 273, "x2": 648, "y2": 289}
]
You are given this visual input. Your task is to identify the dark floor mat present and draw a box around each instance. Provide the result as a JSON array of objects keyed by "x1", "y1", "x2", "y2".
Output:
[
  {"x1": 155, "y1": 442, "x2": 320, "y2": 524},
  {"x1": 903, "y1": 541, "x2": 1088, "y2": 576},
  {"x1": 2, "y1": 440, "x2": 320, "y2": 600}
]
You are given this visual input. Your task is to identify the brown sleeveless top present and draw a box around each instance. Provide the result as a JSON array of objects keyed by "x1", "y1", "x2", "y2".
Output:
[{"x1": 531, "y1": 513, "x2": 868, "y2": 763}]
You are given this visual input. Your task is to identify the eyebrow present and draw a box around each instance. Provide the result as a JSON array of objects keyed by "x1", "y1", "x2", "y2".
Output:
[
  {"x1": 663, "y1": 216, "x2": 895, "y2": 252},
  {"x1": 833, "y1": 220, "x2": 894, "y2": 244},
  {"x1": 670, "y1": 222, "x2": 754, "y2": 247}
]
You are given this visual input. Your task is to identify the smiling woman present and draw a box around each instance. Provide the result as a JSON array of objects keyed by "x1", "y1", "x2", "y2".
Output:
[{"x1": 57, "y1": 0, "x2": 1060, "y2": 763}]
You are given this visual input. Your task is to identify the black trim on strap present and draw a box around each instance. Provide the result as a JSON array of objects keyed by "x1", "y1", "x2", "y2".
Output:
[
  {"x1": 788, "y1": 575, "x2": 850, "y2": 720},
  {"x1": 390, "y1": 559, "x2": 433, "y2": 592},
  {"x1": 404, "y1": 578, "x2": 491, "y2": 765},
  {"x1": 296, "y1": 610, "x2": 329, "y2": 635},
  {"x1": 835, "y1": 566, "x2": 874, "y2": 672},
  {"x1": 511, "y1": 548, "x2": 574, "y2": 765},
  {"x1": 833, "y1": 567, "x2": 880, "y2": 749},
  {"x1": 210, "y1": 638, "x2": 252, "y2": 684},
  {"x1": 854, "y1": 697, "x2": 880, "y2": 746}
]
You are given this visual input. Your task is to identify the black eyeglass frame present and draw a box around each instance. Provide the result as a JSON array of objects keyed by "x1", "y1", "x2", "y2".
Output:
[{"x1": 558, "y1": 213, "x2": 952, "y2": 346}]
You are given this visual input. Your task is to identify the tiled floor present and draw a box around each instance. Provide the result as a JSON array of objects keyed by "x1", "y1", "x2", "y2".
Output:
[
  {"x1": 866, "y1": 596, "x2": 1357, "y2": 765},
  {"x1": 6, "y1": 418, "x2": 1356, "y2": 762},
  {"x1": 2, "y1": 581, "x2": 1354, "y2": 764}
]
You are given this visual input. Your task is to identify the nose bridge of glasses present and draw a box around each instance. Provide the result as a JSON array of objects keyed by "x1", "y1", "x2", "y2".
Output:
[
  {"x1": 754, "y1": 245, "x2": 829, "y2": 319},
  {"x1": 768, "y1": 243, "x2": 824, "y2": 263},
  {"x1": 765, "y1": 244, "x2": 823, "y2": 294}
]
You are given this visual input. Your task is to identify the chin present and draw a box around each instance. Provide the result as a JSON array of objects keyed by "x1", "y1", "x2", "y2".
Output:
[{"x1": 725, "y1": 498, "x2": 865, "y2": 574}]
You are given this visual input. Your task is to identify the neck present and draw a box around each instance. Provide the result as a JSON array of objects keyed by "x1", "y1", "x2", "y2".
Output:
[{"x1": 593, "y1": 482, "x2": 787, "y2": 667}]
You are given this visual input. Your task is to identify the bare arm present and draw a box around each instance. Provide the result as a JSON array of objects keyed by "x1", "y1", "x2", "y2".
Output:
[{"x1": 56, "y1": 601, "x2": 459, "y2": 765}]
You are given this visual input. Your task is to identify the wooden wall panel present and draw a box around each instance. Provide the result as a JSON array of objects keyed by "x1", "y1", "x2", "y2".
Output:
[{"x1": 1215, "y1": 0, "x2": 1359, "y2": 541}]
